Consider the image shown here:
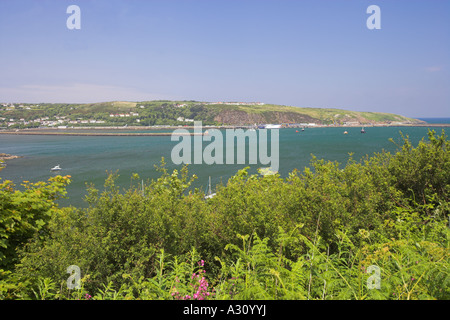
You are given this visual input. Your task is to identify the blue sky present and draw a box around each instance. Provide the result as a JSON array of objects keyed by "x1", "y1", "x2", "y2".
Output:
[{"x1": 0, "y1": 0, "x2": 448, "y2": 117}]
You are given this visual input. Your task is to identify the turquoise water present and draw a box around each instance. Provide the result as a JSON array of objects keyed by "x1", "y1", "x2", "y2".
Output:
[{"x1": 0, "y1": 126, "x2": 445, "y2": 207}]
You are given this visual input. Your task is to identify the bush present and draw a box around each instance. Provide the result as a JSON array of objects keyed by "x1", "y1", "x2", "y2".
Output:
[{"x1": 1, "y1": 130, "x2": 448, "y2": 300}]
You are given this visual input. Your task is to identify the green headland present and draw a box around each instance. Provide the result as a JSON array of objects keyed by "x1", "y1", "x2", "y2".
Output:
[{"x1": 0, "y1": 100, "x2": 424, "y2": 130}]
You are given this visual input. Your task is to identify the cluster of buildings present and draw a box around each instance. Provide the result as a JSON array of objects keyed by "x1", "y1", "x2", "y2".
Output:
[
  {"x1": 2, "y1": 103, "x2": 32, "y2": 110},
  {"x1": 109, "y1": 112, "x2": 140, "y2": 118},
  {"x1": 176, "y1": 117, "x2": 195, "y2": 122},
  {"x1": 1, "y1": 115, "x2": 108, "y2": 128},
  {"x1": 204, "y1": 102, "x2": 265, "y2": 106}
]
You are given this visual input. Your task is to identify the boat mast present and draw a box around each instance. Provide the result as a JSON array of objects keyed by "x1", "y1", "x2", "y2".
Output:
[{"x1": 208, "y1": 176, "x2": 212, "y2": 195}]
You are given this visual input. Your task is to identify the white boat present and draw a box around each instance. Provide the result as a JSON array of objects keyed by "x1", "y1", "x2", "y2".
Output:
[
  {"x1": 51, "y1": 165, "x2": 62, "y2": 171},
  {"x1": 204, "y1": 176, "x2": 216, "y2": 199},
  {"x1": 265, "y1": 124, "x2": 281, "y2": 129}
]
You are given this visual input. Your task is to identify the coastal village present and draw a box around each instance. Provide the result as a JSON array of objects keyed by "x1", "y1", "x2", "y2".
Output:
[
  {"x1": 0, "y1": 101, "x2": 426, "y2": 130},
  {"x1": 0, "y1": 102, "x2": 194, "y2": 129}
]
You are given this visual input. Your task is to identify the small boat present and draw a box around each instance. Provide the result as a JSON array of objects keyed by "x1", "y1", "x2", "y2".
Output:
[
  {"x1": 302, "y1": 127, "x2": 305, "y2": 131},
  {"x1": 265, "y1": 124, "x2": 282, "y2": 129},
  {"x1": 343, "y1": 131, "x2": 348, "y2": 134},
  {"x1": 361, "y1": 127, "x2": 366, "y2": 133},
  {"x1": 51, "y1": 165, "x2": 62, "y2": 171},
  {"x1": 204, "y1": 176, "x2": 216, "y2": 199}
]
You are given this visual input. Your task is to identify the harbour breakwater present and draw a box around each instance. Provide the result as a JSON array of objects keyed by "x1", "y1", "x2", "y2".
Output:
[
  {"x1": 2, "y1": 121, "x2": 450, "y2": 134},
  {"x1": 0, "y1": 122, "x2": 449, "y2": 136},
  {"x1": 0, "y1": 131, "x2": 205, "y2": 136}
]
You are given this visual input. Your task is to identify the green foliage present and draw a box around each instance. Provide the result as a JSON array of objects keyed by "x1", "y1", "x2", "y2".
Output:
[
  {"x1": 0, "y1": 175, "x2": 71, "y2": 270},
  {"x1": 388, "y1": 130, "x2": 449, "y2": 215},
  {"x1": 0, "y1": 130, "x2": 448, "y2": 300},
  {"x1": 0, "y1": 174, "x2": 71, "y2": 299}
]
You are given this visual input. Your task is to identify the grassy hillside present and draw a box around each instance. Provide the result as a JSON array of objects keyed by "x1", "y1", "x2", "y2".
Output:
[
  {"x1": 1, "y1": 100, "x2": 423, "y2": 127},
  {"x1": 203, "y1": 103, "x2": 422, "y2": 125},
  {"x1": 237, "y1": 104, "x2": 420, "y2": 124}
]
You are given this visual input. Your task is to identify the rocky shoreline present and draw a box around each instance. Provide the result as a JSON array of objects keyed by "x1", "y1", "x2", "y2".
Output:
[
  {"x1": 0, "y1": 153, "x2": 22, "y2": 160},
  {"x1": 0, "y1": 153, "x2": 23, "y2": 167}
]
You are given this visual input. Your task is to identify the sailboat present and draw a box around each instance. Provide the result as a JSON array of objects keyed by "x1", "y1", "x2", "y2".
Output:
[
  {"x1": 361, "y1": 127, "x2": 366, "y2": 133},
  {"x1": 204, "y1": 176, "x2": 216, "y2": 199}
]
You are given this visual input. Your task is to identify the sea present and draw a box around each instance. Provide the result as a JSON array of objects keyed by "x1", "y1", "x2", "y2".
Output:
[
  {"x1": 417, "y1": 118, "x2": 450, "y2": 124},
  {"x1": 1, "y1": 122, "x2": 449, "y2": 208}
]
